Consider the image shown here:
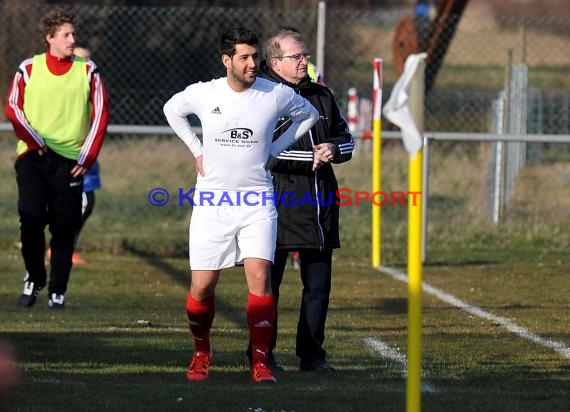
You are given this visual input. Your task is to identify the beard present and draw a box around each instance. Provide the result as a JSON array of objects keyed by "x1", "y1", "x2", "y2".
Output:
[{"x1": 230, "y1": 66, "x2": 256, "y2": 89}]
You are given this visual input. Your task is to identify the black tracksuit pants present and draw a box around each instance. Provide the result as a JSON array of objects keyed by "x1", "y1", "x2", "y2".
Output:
[
  {"x1": 272, "y1": 248, "x2": 333, "y2": 365},
  {"x1": 15, "y1": 151, "x2": 83, "y2": 295}
]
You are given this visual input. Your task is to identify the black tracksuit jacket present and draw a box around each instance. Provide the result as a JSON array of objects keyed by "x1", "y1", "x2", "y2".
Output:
[{"x1": 261, "y1": 63, "x2": 354, "y2": 250}]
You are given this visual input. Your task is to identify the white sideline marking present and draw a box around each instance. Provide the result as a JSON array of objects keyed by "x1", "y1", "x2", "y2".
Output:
[
  {"x1": 364, "y1": 337, "x2": 407, "y2": 373},
  {"x1": 364, "y1": 337, "x2": 436, "y2": 393},
  {"x1": 378, "y1": 265, "x2": 570, "y2": 360}
]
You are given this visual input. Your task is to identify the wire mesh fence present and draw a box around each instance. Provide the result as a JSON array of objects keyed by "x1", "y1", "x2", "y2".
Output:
[
  {"x1": 1, "y1": 3, "x2": 569, "y2": 133},
  {"x1": 0, "y1": 2, "x2": 569, "y2": 255}
]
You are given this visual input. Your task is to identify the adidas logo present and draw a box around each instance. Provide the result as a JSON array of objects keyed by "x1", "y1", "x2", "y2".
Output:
[
  {"x1": 211, "y1": 107, "x2": 222, "y2": 114},
  {"x1": 254, "y1": 320, "x2": 272, "y2": 328}
]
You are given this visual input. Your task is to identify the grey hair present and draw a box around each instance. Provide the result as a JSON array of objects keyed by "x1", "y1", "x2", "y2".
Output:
[{"x1": 264, "y1": 28, "x2": 305, "y2": 62}]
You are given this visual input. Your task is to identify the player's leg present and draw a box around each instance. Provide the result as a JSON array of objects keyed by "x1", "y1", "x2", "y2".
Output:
[
  {"x1": 186, "y1": 270, "x2": 219, "y2": 381},
  {"x1": 297, "y1": 248, "x2": 335, "y2": 372},
  {"x1": 244, "y1": 258, "x2": 277, "y2": 383},
  {"x1": 81, "y1": 191, "x2": 96, "y2": 223},
  {"x1": 238, "y1": 206, "x2": 278, "y2": 383},
  {"x1": 47, "y1": 153, "x2": 83, "y2": 309},
  {"x1": 72, "y1": 191, "x2": 95, "y2": 264},
  {"x1": 186, "y1": 206, "x2": 237, "y2": 381},
  {"x1": 15, "y1": 153, "x2": 49, "y2": 308},
  {"x1": 245, "y1": 250, "x2": 287, "y2": 367},
  {"x1": 269, "y1": 251, "x2": 288, "y2": 353}
]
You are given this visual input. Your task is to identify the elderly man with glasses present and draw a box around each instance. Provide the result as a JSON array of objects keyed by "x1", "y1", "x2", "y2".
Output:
[{"x1": 246, "y1": 27, "x2": 354, "y2": 373}]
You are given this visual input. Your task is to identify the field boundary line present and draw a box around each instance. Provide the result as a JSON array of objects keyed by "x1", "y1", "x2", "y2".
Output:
[
  {"x1": 378, "y1": 265, "x2": 570, "y2": 360},
  {"x1": 364, "y1": 337, "x2": 437, "y2": 393}
]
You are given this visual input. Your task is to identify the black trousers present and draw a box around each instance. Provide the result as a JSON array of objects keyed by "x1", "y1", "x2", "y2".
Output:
[
  {"x1": 273, "y1": 249, "x2": 333, "y2": 364},
  {"x1": 15, "y1": 151, "x2": 83, "y2": 295}
]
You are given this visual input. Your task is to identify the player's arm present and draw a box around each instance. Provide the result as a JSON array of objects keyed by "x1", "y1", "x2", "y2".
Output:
[
  {"x1": 270, "y1": 88, "x2": 318, "y2": 157},
  {"x1": 5, "y1": 62, "x2": 46, "y2": 152},
  {"x1": 163, "y1": 88, "x2": 203, "y2": 159},
  {"x1": 269, "y1": 146, "x2": 316, "y2": 174},
  {"x1": 324, "y1": 93, "x2": 354, "y2": 163},
  {"x1": 76, "y1": 62, "x2": 110, "y2": 174},
  {"x1": 267, "y1": 119, "x2": 316, "y2": 175}
]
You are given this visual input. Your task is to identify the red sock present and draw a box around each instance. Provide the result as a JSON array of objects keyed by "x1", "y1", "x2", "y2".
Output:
[
  {"x1": 186, "y1": 292, "x2": 215, "y2": 353},
  {"x1": 246, "y1": 293, "x2": 276, "y2": 365}
]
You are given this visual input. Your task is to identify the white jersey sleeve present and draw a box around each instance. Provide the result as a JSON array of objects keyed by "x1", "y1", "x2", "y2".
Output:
[
  {"x1": 270, "y1": 84, "x2": 319, "y2": 157},
  {"x1": 163, "y1": 84, "x2": 203, "y2": 158}
]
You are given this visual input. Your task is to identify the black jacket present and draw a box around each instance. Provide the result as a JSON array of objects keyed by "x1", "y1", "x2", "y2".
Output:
[{"x1": 261, "y1": 62, "x2": 354, "y2": 250}]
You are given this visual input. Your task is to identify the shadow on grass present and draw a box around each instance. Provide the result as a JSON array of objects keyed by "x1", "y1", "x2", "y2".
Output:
[
  {"x1": 374, "y1": 297, "x2": 408, "y2": 315},
  {"x1": 2, "y1": 331, "x2": 404, "y2": 412},
  {"x1": 3, "y1": 329, "x2": 569, "y2": 412},
  {"x1": 121, "y1": 240, "x2": 248, "y2": 329},
  {"x1": 122, "y1": 240, "x2": 189, "y2": 286},
  {"x1": 424, "y1": 259, "x2": 500, "y2": 267}
]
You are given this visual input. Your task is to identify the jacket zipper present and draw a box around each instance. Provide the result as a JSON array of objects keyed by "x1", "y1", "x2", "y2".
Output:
[{"x1": 309, "y1": 129, "x2": 325, "y2": 251}]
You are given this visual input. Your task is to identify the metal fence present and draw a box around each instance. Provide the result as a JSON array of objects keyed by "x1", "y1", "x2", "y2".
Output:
[
  {"x1": 0, "y1": 2, "x2": 569, "y2": 254},
  {"x1": 1, "y1": 3, "x2": 569, "y2": 134}
]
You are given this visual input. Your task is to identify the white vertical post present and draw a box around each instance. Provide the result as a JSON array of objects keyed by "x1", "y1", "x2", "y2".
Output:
[
  {"x1": 316, "y1": 1, "x2": 326, "y2": 79},
  {"x1": 347, "y1": 87, "x2": 359, "y2": 133},
  {"x1": 421, "y1": 135, "x2": 429, "y2": 263}
]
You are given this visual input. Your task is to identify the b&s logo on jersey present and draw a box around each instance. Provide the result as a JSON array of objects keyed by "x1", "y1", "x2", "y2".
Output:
[
  {"x1": 227, "y1": 128, "x2": 252, "y2": 139},
  {"x1": 216, "y1": 128, "x2": 259, "y2": 148}
]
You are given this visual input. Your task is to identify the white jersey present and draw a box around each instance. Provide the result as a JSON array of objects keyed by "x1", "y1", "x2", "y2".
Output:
[{"x1": 164, "y1": 77, "x2": 318, "y2": 195}]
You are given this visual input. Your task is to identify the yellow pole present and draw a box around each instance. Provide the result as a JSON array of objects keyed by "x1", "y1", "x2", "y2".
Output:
[
  {"x1": 406, "y1": 55, "x2": 425, "y2": 412},
  {"x1": 407, "y1": 150, "x2": 423, "y2": 412},
  {"x1": 371, "y1": 58, "x2": 383, "y2": 267},
  {"x1": 372, "y1": 117, "x2": 381, "y2": 267}
]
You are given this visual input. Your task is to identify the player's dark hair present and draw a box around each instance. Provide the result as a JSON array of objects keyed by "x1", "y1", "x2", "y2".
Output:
[{"x1": 220, "y1": 27, "x2": 259, "y2": 58}]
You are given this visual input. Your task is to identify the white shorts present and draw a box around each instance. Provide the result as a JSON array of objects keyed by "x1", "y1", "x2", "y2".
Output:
[{"x1": 189, "y1": 205, "x2": 277, "y2": 270}]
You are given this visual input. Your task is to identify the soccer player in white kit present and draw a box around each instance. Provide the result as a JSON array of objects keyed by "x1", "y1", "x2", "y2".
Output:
[{"x1": 163, "y1": 27, "x2": 319, "y2": 384}]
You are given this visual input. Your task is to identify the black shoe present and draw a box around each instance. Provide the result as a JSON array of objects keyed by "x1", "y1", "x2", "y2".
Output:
[
  {"x1": 16, "y1": 281, "x2": 43, "y2": 308},
  {"x1": 48, "y1": 293, "x2": 65, "y2": 310},
  {"x1": 300, "y1": 359, "x2": 336, "y2": 372},
  {"x1": 267, "y1": 355, "x2": 284, "y2": 373}
]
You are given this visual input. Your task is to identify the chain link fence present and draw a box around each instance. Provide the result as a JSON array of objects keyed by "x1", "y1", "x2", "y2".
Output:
[
  {"x1": 1, "y1": 3, "x2": 569, "y2": 133},
  {"x1": 0, "y1": 2, "x2": 569, "y2": 255}
]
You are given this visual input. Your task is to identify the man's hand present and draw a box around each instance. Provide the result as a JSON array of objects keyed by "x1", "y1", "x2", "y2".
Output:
[
  {"x1": 313, "y1": 143, "x2": 336, "y2": 161},
  {"x1": 71, "y1": 165, "x2": 88, "y2": 178},
  {"x1": 196, "y1": 155, "x2": 205, "y2": 177},
  {"x1": 312, "y1": 153, "x2": 327, "y2": 171},
  {"x1": 312, "y1": 143, "x2": 336, "y2": 171}
]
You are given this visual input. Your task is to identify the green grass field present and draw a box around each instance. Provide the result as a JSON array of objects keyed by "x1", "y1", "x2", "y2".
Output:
[{"x1": 1, "y1": 137, "x2": 569, "y2": 411}]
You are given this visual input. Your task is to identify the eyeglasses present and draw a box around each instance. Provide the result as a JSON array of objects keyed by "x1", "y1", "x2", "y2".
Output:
[{"x1": 279, "y1": 53, "x2": 311, "y2": 62}]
